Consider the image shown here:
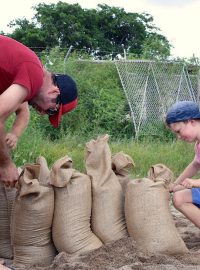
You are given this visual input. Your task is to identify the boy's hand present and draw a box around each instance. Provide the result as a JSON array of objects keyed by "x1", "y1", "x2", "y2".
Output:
[
  {"x1": 168, "y1": 183, "x2": 175, "y2": 192},
  {"x1": 168, "y1": 182, "x2": 185, "y2": 192},
  {"x1": 5, "y1": 133, "x2": 18, "y2": 149},
  {"x1": 181, "y1": 178, "x2": 193, "y2": 188},
  {"x1": 181, "y1": 178, "x2": 200, "y2": 188}
]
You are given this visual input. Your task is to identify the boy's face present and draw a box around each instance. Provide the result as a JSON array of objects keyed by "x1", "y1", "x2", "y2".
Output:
[{"x1": 170, "y1": 120, "x2": 200, "y2": 142}]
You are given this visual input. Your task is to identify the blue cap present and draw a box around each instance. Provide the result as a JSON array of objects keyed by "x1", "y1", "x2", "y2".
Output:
[
  {"x1": 49, "y1": 74, "x2": 78, "y2": 127},
  {"x1": 166, "y1": 101, "x2": 200, "y2": 125}
]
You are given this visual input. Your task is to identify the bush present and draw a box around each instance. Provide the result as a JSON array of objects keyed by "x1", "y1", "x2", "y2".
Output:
[
  {"x1": 19, "y1": 48, "x2": 176, "y2": 142},
  {"x1": 33, "y1": 53, "x2": 134, "y2": 141}
]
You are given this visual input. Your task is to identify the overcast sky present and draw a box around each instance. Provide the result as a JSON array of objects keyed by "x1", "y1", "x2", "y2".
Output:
[{"x1": 1, "y1": 0, "x2": 200, "y2": 58}]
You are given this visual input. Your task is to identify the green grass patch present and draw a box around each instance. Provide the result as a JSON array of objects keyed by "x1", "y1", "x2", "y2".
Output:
[{"x1": 12, "y1": 127, "x2": 194, "y2": 182}]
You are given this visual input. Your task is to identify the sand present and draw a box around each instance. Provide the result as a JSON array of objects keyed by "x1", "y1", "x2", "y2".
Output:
[
  {"x1": 3, "y1": 206, "x2": 200, "y2": 270},
  {"x1": 27, "y1": 206, "x2": 200, "y2": 270}
]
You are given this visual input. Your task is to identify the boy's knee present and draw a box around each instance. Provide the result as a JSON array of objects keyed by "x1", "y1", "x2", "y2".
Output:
[{"x1": 172, "y1": 192, "x2": 183, "y2": 209}]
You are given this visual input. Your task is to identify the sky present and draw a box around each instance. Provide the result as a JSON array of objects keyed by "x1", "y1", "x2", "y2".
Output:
[{"x1": 1, "y1": 0, "x2": 200, "y2": 59}]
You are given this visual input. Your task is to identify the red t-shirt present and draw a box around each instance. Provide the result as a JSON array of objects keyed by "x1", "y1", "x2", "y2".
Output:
[{"x1": 0, "y1": 35, "x2": 44, "y2": 101}]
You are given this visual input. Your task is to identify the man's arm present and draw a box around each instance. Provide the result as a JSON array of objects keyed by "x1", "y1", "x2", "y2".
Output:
[
  {"x1": 0, "y1": 84, "x2": 28, "y2": 187},
  {"x1": 5, "y1": 102, "x2": 30, "y2": 149}
]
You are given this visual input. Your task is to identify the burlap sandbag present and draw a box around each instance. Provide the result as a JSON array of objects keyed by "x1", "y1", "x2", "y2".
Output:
[
  {"x1": 11, "y1": 158, "x2": 56, "y2": 269},
  {"x1": 0, "y1": 183, "x2": 16, "y2": 259},
  {"x1": 36, "y1": 156, "x2": 51, "y2": 185},
  {"x1": 50, "y1": 155, "x2": 102, "y2": 254},
  {"x1": 148, "y1": 163, "x2": 174, "y2": 187},
  {"x1": 85, "y1": 134, "x2": 128, "y2": 244},
  {"x1": 125, "y1": 178, "x2": 188, "y2": 255},
  {"x1": 112, "y1": 151, "x2": 135, "y2": 193}
]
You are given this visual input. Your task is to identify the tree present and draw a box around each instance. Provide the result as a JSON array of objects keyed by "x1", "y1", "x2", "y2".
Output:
[
  {"x1": 6, "y1": 2, "x2": 172, "y2": 59},
  {"x1": 8, "y1": 18, "x2": 46, "y2": 51},
  {"x1": 141, "y1": 32, "x2": 171, "y2": 60}
]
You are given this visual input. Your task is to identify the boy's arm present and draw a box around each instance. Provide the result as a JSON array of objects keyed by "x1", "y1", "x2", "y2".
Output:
[
  {"x1": 5, "y1": 102, "x2": 30, "y2": 149},
  {"x1": 170, "y1": 159, "x2": 200, "y2": 192},
  {"x1": 175, "y1": 159, "x2": 200, "y2": 185}
]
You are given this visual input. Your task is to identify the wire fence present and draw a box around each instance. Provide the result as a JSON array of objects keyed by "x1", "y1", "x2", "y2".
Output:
[
  {"x1": 33, "y1": 46, "x2": 200, "y2": 139},
  {"x1": 115, "y1": 60, "x2": 200, "y2": 138}
]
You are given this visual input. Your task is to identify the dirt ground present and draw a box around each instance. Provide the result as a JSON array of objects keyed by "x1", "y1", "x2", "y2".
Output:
[
  {"x1": 32, "y1": 207, "x2": 200, "y2": 270},
  {"x1": 3, "y1": 206, "x2": 200, "y2": 270}
]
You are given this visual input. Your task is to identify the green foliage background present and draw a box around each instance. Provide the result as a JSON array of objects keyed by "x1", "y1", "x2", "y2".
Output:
[
  {"x1": 7, "y1": 48, "x2": 175, "y2": 145},
  {"x1": 1, "y1": 2, "x2": 199, "y2": 186},
  {"x1": 5, "y1": 49, "x2": 189, "y2": 181},
  {"x1": 26, "y1": 49, "x2": 136, "y2": 141}
]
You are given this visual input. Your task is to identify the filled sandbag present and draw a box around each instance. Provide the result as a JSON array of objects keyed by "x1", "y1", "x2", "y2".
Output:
[
  {"x1": 85, "y1": 134, "x2": 128, "y2": 244},
  {"x1": 0, "y1": 183, "x2": 16, "y2": 259},
  {"x1": 11, "y1": 158, "x2": 56, "y2": 269},
  {"x1": 148, "y1": 163, "x2": 174, "y2": 187},
  {"x1": 36, "y1": 156, "x2": 51, "y2": 185},
  {"x1": 125, "y1": 178, "x2": 188, "y2": 255},
  {"x1": 50, "y1": 155, "x2": 102, "y2": 254},
  {"x1": 112, "y1": 151, "x2": 135, "y2": 193}
]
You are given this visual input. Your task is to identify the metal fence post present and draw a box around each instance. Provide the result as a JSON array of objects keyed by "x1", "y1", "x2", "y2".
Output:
[{"x1": 64, "y1": 45, "x2": 73, "y2": 73}]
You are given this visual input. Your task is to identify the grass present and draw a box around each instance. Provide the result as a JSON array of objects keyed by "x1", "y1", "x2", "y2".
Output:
[
  {"x1": 12, "y1": 127, "x2": 194, "y2": 181},
  {"x1": 111, "y1": 139, "x2": 193, "y2": 179}
]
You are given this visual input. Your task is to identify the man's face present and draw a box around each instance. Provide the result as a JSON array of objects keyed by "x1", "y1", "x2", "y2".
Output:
[
  {"x1": 45, "y1": 96, "x2": 60, "y2": 116},
  {"x1": 29, "y1": 102, "x2": 46, "y2": 115},
  {"x1": 29, "y1": 73, "x2": 60, "y2": 114}
]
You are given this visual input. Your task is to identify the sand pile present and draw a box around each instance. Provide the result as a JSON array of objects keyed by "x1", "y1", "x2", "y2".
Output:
[{"x1": 24, "y1": 207, "x2": 200, "y2": 270}]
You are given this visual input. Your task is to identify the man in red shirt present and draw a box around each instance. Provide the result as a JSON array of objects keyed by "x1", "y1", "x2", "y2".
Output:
[{"x1": 0, "y1": 35, "x2": 78, "y2": 188}]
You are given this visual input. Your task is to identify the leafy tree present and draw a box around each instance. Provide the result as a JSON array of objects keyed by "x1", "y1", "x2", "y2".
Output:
[
  {"x1": 8, "y1": 19, "x2": 46, "y2": 50},
  {"x1": 6, "y1": 2, "x2": 171, "y2": 59},
  {"x1": 91, "y1": 4, "x2": 147, "y2": 57},
  {"x1": 141, "y1": 32, "x2": 171, "y2": 60}
]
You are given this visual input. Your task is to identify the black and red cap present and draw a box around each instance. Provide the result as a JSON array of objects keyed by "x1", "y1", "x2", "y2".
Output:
[{"x1": 49, "y1": 74, "x2": 78, "y2": 127}]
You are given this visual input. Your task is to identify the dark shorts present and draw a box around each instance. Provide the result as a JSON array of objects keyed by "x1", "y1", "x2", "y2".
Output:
[{"x1": 192, "y1": 187, "x2": 200, "y2": 207}]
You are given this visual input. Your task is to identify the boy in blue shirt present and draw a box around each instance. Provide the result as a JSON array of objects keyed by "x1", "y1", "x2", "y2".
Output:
[{"x1": 166, "y1": 100, "x2": 200, "y2": 228}]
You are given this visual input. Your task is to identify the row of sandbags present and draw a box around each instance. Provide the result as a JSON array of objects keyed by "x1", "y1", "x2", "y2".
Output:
[{"x1": 0, "y1": 134, "x2": 188, "y2": 269}]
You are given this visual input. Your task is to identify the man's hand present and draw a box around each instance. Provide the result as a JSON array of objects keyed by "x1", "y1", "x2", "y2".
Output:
[
  {"x1": 5, "y1": 132, "x2": 18, "y2": 149},
  {"x1": 0, "y1": 162, "x2": 19, "y2": 187}
]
